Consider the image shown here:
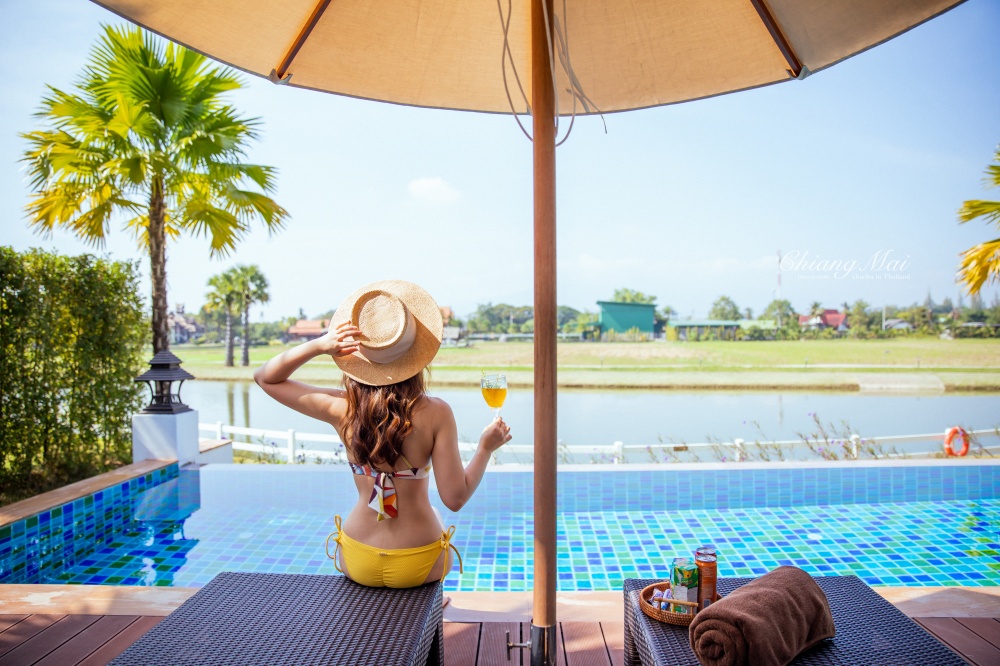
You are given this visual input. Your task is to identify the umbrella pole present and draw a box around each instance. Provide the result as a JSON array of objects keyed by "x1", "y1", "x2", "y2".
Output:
[{"x1": 531, "y1": 0, "x2": 557, "y2": 664}]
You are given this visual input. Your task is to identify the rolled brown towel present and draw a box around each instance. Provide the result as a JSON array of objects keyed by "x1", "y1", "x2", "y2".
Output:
[{"x1": 688, "y1": 566, "x2": 835, "y2": 666}]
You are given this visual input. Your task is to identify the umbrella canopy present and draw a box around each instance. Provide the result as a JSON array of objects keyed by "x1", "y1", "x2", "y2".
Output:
[
  {"x1": 94, "y1": 0, "x2": 960, "y2": 113},
  {"x1": 91, "y1": 1, "x2": 964, "y2": 663}
]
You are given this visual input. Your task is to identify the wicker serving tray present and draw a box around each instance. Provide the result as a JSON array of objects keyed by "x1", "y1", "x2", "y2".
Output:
[{"x1": 640, "y1": 582, "x2": 700, "y2": 626}]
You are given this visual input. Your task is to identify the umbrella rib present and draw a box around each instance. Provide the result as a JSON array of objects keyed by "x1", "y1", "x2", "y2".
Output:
[
  {"x1": 748, "y1": 0, "x2": 804, "y2": 79},
  {"x1": 272, "y1": 0, "x2": 334, "y2": 82}
]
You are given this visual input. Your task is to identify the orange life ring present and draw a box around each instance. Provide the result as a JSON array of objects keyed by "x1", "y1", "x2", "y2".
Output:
[{"x1": 944, "y1": 427, "x2": 970, "y2": 457}]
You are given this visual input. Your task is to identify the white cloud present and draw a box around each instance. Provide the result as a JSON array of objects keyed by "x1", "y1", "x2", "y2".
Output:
[{"x1": 407, "y1": 177, "x2": 459, "y2": 203}]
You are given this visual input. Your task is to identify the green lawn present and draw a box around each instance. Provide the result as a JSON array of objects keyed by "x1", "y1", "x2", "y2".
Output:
[
  {"x1": 172, "y1": 338, "x2": 1000, "y2": 390},
  {"x1": 441, "y1": 338, "x2": 1000, "y2": 369}
]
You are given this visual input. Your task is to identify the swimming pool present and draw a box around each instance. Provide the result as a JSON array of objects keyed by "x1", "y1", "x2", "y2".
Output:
[{"x1": 2, "y1": 461, "x2": 998, "y2": 590}]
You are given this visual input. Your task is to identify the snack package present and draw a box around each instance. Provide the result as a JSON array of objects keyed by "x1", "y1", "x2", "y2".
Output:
[
  {"x1": 670, "y1": 558, "x2": 699, "y2": 614},
  {"x1": 649, "y1": 587, "x2": 673, "y2": 610}
]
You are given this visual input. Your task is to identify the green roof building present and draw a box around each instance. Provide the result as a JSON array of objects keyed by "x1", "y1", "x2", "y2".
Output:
[{"x1": 596, "y1": 301, "x2": 655, "y2": 337}]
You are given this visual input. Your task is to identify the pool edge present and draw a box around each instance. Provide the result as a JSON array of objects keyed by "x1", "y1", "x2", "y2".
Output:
[{"x1": 0, "y1": 459, "x2": 177, "y2": 528}]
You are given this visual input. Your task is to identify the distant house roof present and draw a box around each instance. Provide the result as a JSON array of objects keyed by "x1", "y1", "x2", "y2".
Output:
[
  {"x1": 883, "y1": 318, "x2": 913, "y2": 330},
  {"x1": 826, "y1": 312, "x2": 847, "y2": 328},
  {"x1": 287, "y1": 319, "x2": 329, "y2": 337},
  {"x1": 799, "y1": 309, "x2": 848, "y2": 329}
]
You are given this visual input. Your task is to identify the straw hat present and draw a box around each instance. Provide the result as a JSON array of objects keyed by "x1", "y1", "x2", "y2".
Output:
[{"x1": 329, "y1": 280, "x2": 443, "y2": 386}]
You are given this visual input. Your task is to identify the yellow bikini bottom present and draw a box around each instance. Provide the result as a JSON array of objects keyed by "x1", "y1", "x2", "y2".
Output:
[{"x1": 326, "y1": 515, "x2": 464, "y2": 588}]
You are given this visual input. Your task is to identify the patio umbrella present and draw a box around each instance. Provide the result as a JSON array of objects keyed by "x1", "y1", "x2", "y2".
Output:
[{"x1": 90, "y1": 0, "x2": 965, "y2": 662}]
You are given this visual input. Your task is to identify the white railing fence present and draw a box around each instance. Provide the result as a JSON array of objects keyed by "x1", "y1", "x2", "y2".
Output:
[{"x1": 200, "y1": 422, "x2": 1000, "y2": 465}]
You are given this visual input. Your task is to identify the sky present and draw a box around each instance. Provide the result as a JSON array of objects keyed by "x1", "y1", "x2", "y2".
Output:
[{"x1": 2, "y1": 0, "x2": 999, "y2": 323}]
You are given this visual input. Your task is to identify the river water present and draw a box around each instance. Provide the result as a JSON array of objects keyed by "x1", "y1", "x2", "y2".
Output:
[{"x1": 181, "y1": 380, "x2": 999, "y2": 452}]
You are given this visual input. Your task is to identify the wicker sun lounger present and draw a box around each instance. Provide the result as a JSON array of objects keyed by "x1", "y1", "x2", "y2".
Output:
[
  {"x1": 624, "y1": 575, "x2": 966, "y2": 665},
  {"x1": 110, "y1": 572, "x2": 443, "y2": 666}
]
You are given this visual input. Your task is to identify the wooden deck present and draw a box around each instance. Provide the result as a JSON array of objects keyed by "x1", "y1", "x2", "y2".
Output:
[{"x1": 2, "y1": 615, "x2": 998, "y2": 665}]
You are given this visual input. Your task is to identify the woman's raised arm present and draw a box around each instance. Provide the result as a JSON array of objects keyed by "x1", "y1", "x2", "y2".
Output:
[{"x1": 253, "y1": 321, "x2": 362, "y2": 425}]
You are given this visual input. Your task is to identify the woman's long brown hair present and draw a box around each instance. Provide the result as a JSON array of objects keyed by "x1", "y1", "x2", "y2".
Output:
[{"x1": 341, "y1": 372, "x2": 426, "y2": 469}]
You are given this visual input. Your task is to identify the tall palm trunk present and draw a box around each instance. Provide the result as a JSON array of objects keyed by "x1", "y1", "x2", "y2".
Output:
[
  {"x1": 241, "y1": 302, "x2": 251, "y2": 366},
  {"x1": 224, "y1": 308, "x2": 234, "y2": 367},
  {"x1": 148, "y1": 178, "x2": 170, "y2": 354}
]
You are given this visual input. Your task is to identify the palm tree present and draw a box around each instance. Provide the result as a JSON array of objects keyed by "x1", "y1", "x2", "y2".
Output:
[
  {"x1": 20, "y1": 25, "x2": 288, "y2": 353},
  {"x1": 231, "y1": 265, "x2": 270, "y2": 366},
  {"x1": 205, "y1": 271, "x2": 240, "y2": 367},
  {"x1": 958, "y1": 147, "x2": 1000, "y2": 295}
]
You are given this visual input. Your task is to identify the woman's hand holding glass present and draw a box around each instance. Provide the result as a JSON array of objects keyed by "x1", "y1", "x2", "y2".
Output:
[{"x1": 479, "y1": 417, "x2": 512, "y2": 454}]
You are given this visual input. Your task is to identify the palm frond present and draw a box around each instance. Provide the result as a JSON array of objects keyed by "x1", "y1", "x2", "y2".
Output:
[
  {"x1": 123, "y1": 212, "x2": 181, "y2": 250},
  {"x1": 958, "y1": 238, "x2": 1000, "y2": 295},
  {"x1": 172, "y1": 110, "x2": 261, "y2": 166},
  {"x1": 958, "y1": 199, "x2": 1000, "y2": 227},
  {"x1": 105, "y1": 93, "x2": 158, "y2": 145},
  {"x1": 223, "y1": 188, "x2": 290, "y2": 230},
  {"x1": 986, "y1": 163, "x2": 1000, "y2": 189},
  {"x1": 36, "y1": 87, "x2": 113, "y2": 132},
  {"x1": 236, "y1": 164, "x2": 271, "y2": 190},
  {"x1": 177, "y1": 194, "x2": 248, "y2": 257},
  {"x1": 26, "y1": 186, "x2": 111, "y2": 244},
  {"x1": 113, "y1": 155, "x2": 148, "y2": 185}
]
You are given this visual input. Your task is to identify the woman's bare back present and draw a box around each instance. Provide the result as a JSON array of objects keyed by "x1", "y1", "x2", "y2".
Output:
[{"x1": 339, "y1": 396, "x2": 447, "y2": 549}]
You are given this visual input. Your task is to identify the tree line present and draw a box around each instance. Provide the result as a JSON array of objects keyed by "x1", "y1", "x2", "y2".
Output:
[
  {"x1": 702, "y1": 294, "x2": 1000, "y2": 340},
  {"x1": 459, "y1": 290, "x2": 1000, "y2": 339},
  {"x1": 186, "y1": 276, "x2": 1000, "y2": 345}
]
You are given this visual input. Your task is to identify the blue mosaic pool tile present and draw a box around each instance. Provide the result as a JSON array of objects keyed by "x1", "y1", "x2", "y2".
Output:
[
  {"x1": 5, "y1": 464, "x2": 1000, "y2": 591},
  {"x1": 550, "y1": 465, "x2": 1000, "y2": 512},
  {"x1": 0, "y1": 464, "x2": 179, "y2": 584}
]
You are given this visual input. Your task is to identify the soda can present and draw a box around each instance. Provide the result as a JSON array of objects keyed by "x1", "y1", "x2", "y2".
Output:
[{"x1": 696, "y1": 554, "x2": 718, "y2": 611}]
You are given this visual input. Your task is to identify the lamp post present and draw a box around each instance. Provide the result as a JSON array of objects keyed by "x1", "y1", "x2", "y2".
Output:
[
  {"x1": 135, "y1": 350, "x2": 194, "y2": 414},
  {"x1": 132, "y1": 351, "x2": 199, "y2": 464}
]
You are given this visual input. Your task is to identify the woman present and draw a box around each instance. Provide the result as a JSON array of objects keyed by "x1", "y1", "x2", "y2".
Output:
[{"x1": 254, "y1": 280, "x2": 511, "y2": 588}]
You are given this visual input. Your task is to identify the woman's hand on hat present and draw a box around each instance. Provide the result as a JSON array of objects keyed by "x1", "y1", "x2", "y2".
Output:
[
  {"x1": 318, "y1": 321, "x2": 363, "y2": 358},
  {"x1": 479, "y1": 417, "x2": 512, "y2": 454}
]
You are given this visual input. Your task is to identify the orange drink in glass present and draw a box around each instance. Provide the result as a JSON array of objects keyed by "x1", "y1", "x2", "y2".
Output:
[{"x1": 481, "y1": 373, "x2": 507, "y2": 419}]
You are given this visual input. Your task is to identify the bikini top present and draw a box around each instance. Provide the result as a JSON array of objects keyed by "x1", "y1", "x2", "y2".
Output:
[{"x1": 349, "y1": 454, "x2": 431, "y2": 521}]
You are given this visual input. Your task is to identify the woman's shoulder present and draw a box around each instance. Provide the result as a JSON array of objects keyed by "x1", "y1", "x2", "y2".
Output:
[
  {"x1": 412, "y1": 395, "x2": 457, "y2": 433},
  {"x1": 417, "y1": 394, "x2": 453, "y2": 417}
]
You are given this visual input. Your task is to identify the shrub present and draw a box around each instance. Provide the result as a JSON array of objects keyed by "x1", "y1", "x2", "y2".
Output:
[{"x1": 0, "y1": 248, "x2": 147, "y2": 505}]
